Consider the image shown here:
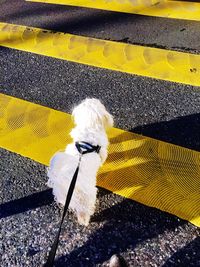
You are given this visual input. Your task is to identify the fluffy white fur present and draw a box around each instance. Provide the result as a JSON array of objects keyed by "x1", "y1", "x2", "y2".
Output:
[{"x1": 47, "y1": 98, "x2": 113, "y2": 226}]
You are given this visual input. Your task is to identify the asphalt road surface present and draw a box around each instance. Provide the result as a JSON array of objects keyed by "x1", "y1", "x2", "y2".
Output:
[{"x1": 0, "y1": 0, "x2": 200, "y2": 266}]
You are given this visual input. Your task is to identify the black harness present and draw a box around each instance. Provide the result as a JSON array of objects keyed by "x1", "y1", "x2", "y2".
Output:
[
  {"x1": 75, "y1": 141, "x2": 101, "y2": 155},
  {"x1": 44, "y1": 141, "x2": 101, "y2": 267}
]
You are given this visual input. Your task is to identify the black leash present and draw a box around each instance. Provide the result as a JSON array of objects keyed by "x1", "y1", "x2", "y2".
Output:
[{"x1": 44, "y1": 141, "x2": 101, "y2": 267}]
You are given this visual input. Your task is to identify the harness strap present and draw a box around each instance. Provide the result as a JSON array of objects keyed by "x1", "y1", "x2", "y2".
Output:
[
  {"x1": 75, "y1": 141, "x2": 101, "y2": 154},
  {"x1": 44, "y1": 141, "x2": 101, "y2": 267}
]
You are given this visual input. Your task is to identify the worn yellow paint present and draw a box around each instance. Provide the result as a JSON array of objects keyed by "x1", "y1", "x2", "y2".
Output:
[
  {"x1": 26, "y1": 0, "x2": 200, "y2": 21},
  {"x1": 0, "y1": 22, "x2": 200, "y2": 86},
  {"x1": 0, "y1": 93, "x2": 200, "y2": 227}
]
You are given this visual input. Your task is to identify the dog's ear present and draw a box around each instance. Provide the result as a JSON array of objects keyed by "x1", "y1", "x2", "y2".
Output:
[{"x1": 103, "y1": 111, "x2": 114, "y2": 129}]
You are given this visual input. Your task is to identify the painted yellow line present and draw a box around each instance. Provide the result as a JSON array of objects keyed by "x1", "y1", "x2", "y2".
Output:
[
  {"x1": 26, "y1": 0, "x2": 200, "y2": 21},
  {"x1": 0, "y1": 93, "x2": 200, "y2": 227},
  {"x1": 0, "y1": 22, "x2": 200, "y2": 87}
]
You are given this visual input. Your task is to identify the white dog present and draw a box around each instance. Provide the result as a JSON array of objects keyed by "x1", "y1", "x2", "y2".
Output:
[{"x1": 47, "y1": 98, "x2": 113, "y2": 226}]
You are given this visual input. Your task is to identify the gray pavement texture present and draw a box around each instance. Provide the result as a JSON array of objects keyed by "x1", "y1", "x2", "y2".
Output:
[{"x1": 0, "y1": 0, "x2": 200, "y2": 266}]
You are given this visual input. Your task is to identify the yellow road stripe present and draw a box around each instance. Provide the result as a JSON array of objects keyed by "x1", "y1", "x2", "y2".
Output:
[
  {"x1": 26, "y1": 0, "x2": 200, "y2": 21},
  {"x1": 0, "y1": 93, "x2": 200, "y2": 227},
  {"x1": 0, "y1": 22, "x2": 200, "y2": 87}
]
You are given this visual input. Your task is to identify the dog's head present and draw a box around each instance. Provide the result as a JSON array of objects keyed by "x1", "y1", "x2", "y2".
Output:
[{"x1": 72, "y1": 98, "x2": 113, "y2": 129}]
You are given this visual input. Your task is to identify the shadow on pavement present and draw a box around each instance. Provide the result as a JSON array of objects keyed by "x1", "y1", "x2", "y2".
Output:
[
  {"x1": 0, "y1": 0, "x2": 141, "y2": 35},
  {"x1": 55, "y1": 191, "x2": 185, "y2": 266},
  {"x1": 162, "y1": 237, "x2": 200, "y2": 267},
  {"x1": 0, "y1": 189, "x2": 53, "y2": 219},
  {"x1": 133, "y1": 113, "x2": 200, "y2": 152}
]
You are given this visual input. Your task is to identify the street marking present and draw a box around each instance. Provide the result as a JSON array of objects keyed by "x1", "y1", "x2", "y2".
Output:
[
  {"x1": 0, "y1": 22, "x2": 200, "y2": 87},
  {"x1": 26, "y1": 0, "x2": 200, "y2": 21},
  {"x1": 0, "y1": 93, "x2": 199, "y2": 227}
]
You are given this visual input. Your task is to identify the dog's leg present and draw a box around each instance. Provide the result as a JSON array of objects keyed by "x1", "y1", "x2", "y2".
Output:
[
  {"x1": 76, "y1": 189, "x2": 97, "y2": 226},
  {"x1": 77, "y1": 210, "x2": 91, "y2": 226}
]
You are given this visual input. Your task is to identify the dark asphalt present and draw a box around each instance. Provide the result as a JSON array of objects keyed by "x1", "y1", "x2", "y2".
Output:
[
  {"x1": 0, "y1": 0, "x2": 200, "y2": 266},
  {"x1": 1, "y1": 0, "x2": 200, "y2": 54}
]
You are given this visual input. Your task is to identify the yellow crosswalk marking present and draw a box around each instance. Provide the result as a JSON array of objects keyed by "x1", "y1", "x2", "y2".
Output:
[
  {"x1": 26, "y1": 0, "x2": 200, "y2": 21},
  {"x1": 0, "y1": 22, "x2": 200, "y2": 87},
  {"x1": 0, "y1": 93, "x2": 200, "y2": 227}
]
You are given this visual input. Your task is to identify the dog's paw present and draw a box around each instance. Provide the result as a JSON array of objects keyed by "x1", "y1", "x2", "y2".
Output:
[{"x1": 77, "y1": 211, "x2": 90, "y2": 226}]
